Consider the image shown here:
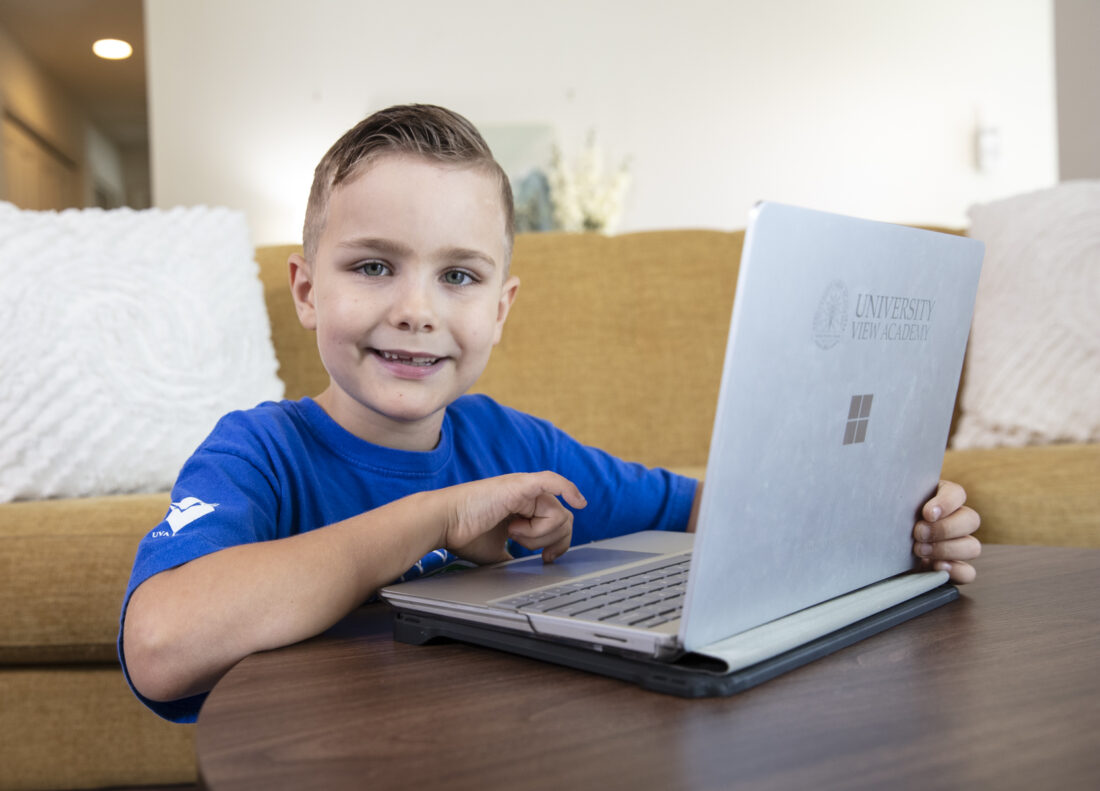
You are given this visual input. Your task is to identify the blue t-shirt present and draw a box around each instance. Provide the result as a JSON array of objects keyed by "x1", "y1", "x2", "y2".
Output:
[{"x1": 119, "y1": 394, "x2": 697, "y2": 722}]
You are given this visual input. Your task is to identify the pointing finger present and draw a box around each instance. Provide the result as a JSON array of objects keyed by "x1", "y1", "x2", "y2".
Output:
[{"x1": 524, "y1": 471, "x2": 587, "y2": 510}]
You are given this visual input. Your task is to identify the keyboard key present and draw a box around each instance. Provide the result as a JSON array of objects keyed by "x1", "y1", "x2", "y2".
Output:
[{"x1": 492, "y1": 552, "x2": 692, "y2": 629}]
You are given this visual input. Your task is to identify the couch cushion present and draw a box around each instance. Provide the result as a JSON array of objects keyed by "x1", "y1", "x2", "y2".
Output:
[
  {"x1": 0, "y1": 492, "x2": 169, "y2": 663},
  {"x1": 0, "y1": 204, "x2": 285, "y2": 502},
  {"x1": 953, "y1": 181, "x2": 1100, "y2": 449},
  {"x1": 941, "y1": 443, "x2": 1099, "y2": 547},
  {"x1": 255, "y1": 244, "x2": 331, "y2": 400},
  {"x1": 473, "y1": 230, "x2": 743, "y2": 469}
]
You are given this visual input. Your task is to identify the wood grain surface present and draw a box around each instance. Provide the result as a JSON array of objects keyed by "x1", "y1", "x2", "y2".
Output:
[{"x1": 197, "y1": 545, "x2": 1100, "y2": 791}]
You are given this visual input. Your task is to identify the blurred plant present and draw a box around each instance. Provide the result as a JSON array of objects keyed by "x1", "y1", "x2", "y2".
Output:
[
  {"x1": 547, "y1": 132, "x2": 631, "y2": 233},
  {"x1": 513, "y1": 170, "x2": 554, "y2": 233}
]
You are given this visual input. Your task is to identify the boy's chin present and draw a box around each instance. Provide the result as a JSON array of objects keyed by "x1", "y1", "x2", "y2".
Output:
[
  {"x1": 367, "y1": 404, "x2": 450, "y2": 450},
  {"x1": 376, "y1": 402, "x2": 448, "y2": 425},
  {"x1": 318, "y1": 386, "x2": 450, "y2": 442}
]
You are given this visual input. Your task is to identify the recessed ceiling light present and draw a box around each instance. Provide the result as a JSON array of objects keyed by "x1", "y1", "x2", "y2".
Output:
[{"x1": 93, "y1": 39, "x2": 133, "y2": 60}]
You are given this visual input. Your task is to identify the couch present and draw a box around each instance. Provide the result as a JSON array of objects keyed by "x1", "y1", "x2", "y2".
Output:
[{"x1": 3, "y1": 229, "x2": 1097, "y2": 790}]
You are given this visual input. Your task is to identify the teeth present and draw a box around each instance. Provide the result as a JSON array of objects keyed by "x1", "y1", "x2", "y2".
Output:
[{"x1": 379, "y1": 350, "x2": 439, "y2": 366}]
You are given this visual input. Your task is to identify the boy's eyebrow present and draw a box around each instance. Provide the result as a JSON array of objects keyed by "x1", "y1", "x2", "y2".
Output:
[
  {"x1": 440, "y1": 247, "x2": 499, "y2": 270},
  {"x1": 336, "y1": 237, "x2": 413, "y2": 257},
  {"x1": 337, "y1": 237, "x2": 498, "y2": 269}
]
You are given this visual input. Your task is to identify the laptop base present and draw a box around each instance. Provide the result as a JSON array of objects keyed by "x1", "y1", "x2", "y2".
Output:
[{"x1": 392, "y1": 584, "x2": 958, "y2": 698}]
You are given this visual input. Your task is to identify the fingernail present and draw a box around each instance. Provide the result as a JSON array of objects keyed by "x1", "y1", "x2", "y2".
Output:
[
  {"x1": 929, "y1": 505, "x2": 942, "y2": 521},
  {"x1": 916, "y1": 523, "x2": 932, "y2": 541},
  {"x1": 917, "y1": 543, "x2": 933, "y2": 557},
  {"x1": 934, "y1": 561, "x2": 952, "y2": 573}
]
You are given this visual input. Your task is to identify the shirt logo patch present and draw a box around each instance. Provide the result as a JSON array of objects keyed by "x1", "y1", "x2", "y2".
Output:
[{"x1": 165, "y1": 497, "x2": 218, "y2": 534}]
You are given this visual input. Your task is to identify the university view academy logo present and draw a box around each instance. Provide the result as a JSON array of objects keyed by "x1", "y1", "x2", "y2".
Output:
[
  {"x1": 812, "y1": 280, "x2": 874, "y2": 446},
  {"x1": 810, "y1": 277, "x2": 937, "y2": 444},
  {"x1": 812, "y1": 280, "x2": 849, "y2": 350},
  {"x1": 813, "y1": 279, "x2": 936, "y2": 350}
]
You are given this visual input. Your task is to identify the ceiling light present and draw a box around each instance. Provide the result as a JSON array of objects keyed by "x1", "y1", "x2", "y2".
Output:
[{"x1": 93, "y1": 39, "x2": 133, "y2": 60}]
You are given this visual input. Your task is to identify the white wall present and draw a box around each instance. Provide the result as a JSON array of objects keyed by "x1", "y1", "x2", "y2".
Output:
[{"x1": 146, "y1": 0, "x2": 1059, "y2": 246}]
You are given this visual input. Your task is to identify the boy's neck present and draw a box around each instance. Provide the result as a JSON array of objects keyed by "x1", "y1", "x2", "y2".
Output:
[{"x1": 313, "y1": 387, "x2": 445, "y2": 452}]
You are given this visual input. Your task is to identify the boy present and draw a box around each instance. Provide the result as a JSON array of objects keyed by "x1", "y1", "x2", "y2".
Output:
[{"x1": 120, "y1": 105, "x2": 980, "y2": 723}]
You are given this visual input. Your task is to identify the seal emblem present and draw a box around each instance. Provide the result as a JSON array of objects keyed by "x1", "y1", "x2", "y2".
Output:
[{"x1": 813, "y1": 280, "x2": 849, "y2": 349}]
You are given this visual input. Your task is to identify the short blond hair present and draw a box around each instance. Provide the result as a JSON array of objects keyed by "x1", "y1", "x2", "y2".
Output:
[{"x1": 302, "y1": 104, "x2": 514, "y2": 261}]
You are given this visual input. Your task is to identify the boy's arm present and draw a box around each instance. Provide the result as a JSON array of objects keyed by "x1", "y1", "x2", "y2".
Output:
[
  {"x1": 683, "y1": 479, "x2": 980, "y2": 582},
  {"x1": 123, "y1": 472, "x2": 584, "y2": 704}
]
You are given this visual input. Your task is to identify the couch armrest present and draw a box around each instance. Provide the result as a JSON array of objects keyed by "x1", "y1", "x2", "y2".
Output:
[{"x1": 941, "y1": 443, "x2": 1100, "y2": 548}]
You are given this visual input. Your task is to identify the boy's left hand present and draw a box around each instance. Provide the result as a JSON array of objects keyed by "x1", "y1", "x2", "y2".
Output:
[{"x1": 914, "y1": 480, "x2": 981, "y2": 583}]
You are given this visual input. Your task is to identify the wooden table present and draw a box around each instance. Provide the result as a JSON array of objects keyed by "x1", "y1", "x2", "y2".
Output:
[{"x1": 196, "y1": 546, "x2": 1100, "y2": 790}]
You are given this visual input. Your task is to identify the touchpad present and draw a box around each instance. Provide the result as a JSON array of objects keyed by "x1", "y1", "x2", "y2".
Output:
[{"x1": 500, "y1": 547, "x2": 659, "y2": 581}]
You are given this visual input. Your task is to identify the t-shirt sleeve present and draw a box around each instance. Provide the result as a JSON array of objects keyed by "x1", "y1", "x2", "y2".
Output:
[
  {"x1": 560, "y1": 442, "x2": 697, "y2": 545},
  {"x1": 512, "y1": 409, "x2": 698, "y2": 545},
  {"x1": 118, "y1": 424, "x2": 282, "y2": 723}
]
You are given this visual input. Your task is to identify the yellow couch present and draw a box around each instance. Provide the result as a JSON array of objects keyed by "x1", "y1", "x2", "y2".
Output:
[{"x1": 2, "y1": 229, "x2": 1097, "y2": 790}]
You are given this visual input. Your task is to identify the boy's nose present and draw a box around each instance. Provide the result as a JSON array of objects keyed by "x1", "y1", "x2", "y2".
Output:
[{"x1": 389, "y1": 278, "x2": 436, "y2": 332}]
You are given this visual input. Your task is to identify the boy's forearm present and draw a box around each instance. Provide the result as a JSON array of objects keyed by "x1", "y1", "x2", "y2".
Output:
[{"x1": 124, "y1": 489, "x2": 450, "y2": 703}]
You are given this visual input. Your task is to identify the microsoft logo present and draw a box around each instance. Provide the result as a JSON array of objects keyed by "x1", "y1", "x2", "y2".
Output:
[{"x1": 843, "y1": 394, "x2": 873, "y2": 445}]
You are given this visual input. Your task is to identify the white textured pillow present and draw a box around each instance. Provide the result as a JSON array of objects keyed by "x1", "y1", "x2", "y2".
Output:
[
  {"x1": 952, "y1": 181, "x2": 1100, "y2": 449},
  {"x1": 0, "y1": 203, "x2": 285, "y2": 502}
]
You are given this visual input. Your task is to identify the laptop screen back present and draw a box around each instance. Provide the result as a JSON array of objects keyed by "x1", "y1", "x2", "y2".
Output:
[{"x1": 681, "y1": 203, "x2": 983, "y2": 650}]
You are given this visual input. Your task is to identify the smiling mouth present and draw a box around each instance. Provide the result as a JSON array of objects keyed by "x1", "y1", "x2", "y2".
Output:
[{"x1": 373, "y1": 349, "x2": 443, "y2": 367}]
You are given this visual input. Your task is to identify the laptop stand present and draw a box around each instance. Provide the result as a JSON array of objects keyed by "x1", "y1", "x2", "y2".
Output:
[{"x1": 391, "y1": 584, "x2": 958, "y2": 698}]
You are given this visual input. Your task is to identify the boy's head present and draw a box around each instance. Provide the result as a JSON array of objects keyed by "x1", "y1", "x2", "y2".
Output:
[
  {"x1": 303, "y1": 104, "x2": 514, "y2": 263},
  {"x1": 289, "y1": 105, "x2": 521, "y2": 450}
]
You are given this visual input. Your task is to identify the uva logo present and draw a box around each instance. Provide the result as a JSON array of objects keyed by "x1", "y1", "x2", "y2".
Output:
[
  {"x1": 813, "y1": 280, "x2": 849, "y2": 350},
  {"x1": 162, "y1": 497, "x2": 218, "y2": 535}
]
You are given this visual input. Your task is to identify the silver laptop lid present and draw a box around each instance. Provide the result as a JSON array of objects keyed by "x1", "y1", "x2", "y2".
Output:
[{"x1": 681, "y1": 203, "x2": 983, "y2": 650}]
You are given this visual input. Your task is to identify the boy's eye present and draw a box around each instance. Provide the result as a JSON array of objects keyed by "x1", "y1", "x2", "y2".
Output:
[
  {"x1": 442, "y1": 269, "x2": 476, "y2": 286},
  {"x1": 357, "y1": 261, "x2": 390, "y2": 277}
]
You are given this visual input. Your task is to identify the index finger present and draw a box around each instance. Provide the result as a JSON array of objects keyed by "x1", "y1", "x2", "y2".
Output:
[
  {"x1": 527, "y1": 471, "x2": 588, "y2": 511},
  {"x1": 924, "y1": 480, "x2": 966, "y2": 523}
]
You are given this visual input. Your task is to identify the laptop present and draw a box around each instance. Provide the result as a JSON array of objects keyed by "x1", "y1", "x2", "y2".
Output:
[{"x1": 381, "y1": 202, "x2": 984, "y2": 694}]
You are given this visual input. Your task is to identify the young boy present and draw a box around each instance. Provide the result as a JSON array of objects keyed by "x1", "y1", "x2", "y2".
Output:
[{"x1": 120, "y1": 104, "x2": 981, "y2": 722}]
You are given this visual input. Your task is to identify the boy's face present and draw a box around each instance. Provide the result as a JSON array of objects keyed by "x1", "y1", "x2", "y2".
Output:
[{"x1": 289, "y1": 154, "x2": 518, "y2": 450}]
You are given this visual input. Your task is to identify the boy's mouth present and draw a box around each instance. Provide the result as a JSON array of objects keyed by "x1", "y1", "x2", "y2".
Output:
[{"x1": 372, "y1": 349, "x2": 443, "y2": 367}]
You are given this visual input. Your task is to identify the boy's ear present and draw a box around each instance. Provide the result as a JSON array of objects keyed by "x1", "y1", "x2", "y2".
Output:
[
  {"x1": 288, "y1": 253, "x2": 318, "y2": 331},
  {"x1": 492, "y1": 275, "x2": 521, "y2": 345}
]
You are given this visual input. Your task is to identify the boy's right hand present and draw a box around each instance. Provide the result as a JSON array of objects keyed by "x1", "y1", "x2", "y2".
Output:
[{"x1": 441, "y1": 472, "x2": 587, "y2": 566}]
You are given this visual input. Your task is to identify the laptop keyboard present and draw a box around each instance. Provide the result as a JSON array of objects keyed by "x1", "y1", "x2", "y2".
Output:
[{"x1": 493, "y1": 552, "x2": 691, "y2": 629}]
